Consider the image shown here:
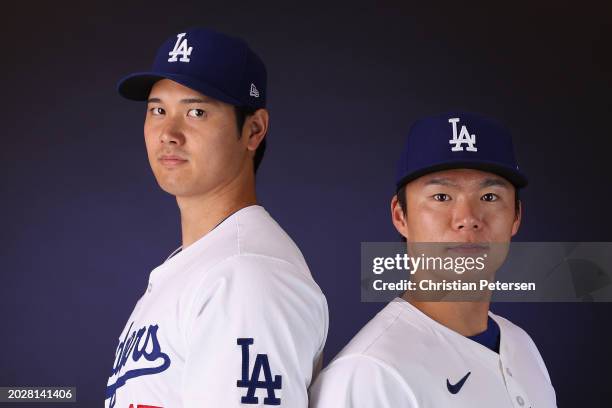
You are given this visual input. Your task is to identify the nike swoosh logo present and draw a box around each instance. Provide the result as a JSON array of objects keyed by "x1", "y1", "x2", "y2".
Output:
[{"x1": 447, "y1": 371, "x2": 471, "y2": 394}]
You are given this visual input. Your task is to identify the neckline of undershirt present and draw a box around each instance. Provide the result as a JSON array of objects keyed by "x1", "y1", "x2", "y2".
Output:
[{"x1": 466, "y1": 315, "x2": 500, "y2": 353}]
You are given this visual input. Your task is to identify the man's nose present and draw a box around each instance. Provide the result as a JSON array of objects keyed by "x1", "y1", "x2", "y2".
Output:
[
  {"x1": 159, "y1": 120, "x2": 186, "y2": 145},
  {"x1": 452, "y1": 199, "x2": 482, "y2": 231}
]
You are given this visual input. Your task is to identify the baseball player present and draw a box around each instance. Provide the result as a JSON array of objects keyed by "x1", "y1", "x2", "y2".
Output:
[
  {"x1": 105, "y1": 28, "x2": 328, "y2": 408},
  {"x1": 309, "y1": 112, "x2": 557, "y2": 407}
]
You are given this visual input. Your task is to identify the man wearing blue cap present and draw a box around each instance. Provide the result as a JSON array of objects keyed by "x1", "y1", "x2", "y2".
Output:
[
  {"x1": 105, "y1": 28, "x2": 328, "y2": 408},
  {"x1": 310, "y1": 112, "x2": 557, "y2": 407}
]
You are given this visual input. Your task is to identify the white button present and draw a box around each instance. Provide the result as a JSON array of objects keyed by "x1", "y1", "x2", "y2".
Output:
[
  {"x1": 506, "y1": 367, "x2": 513, "y2": 377},
  {"x1": 147, "y1": 282, "x2": 153, "y2": 293},
  {"x1": 516, "y1": 395, "x2": 524, "y2": 406}
]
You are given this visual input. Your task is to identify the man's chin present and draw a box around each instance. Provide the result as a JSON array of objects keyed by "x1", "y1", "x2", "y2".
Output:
[{"x1": 157, "y1": 182, "x2": 198, "y2": 198}]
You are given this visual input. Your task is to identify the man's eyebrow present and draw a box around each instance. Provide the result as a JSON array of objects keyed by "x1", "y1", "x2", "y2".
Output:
[
  {"x1": 424, "y1": 178, "x2": 458, "y2": 187},
  {"x1": 146, "y1": 97, "x2": 217, "y2": 104},
  {"x1": 480, "y1": 178, "x2": 511, "y2": 188},
  {"x1": 180, "y1": 98, "x2": 216, "y2": 104},
  {"x1": 423, "y1": 177, "x2": 511, "y2": 188}
]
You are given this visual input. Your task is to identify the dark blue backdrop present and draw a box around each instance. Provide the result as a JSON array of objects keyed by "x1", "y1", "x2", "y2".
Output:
[{"x1": 2, "y1": 1, "x2": 611, "y2": 406}]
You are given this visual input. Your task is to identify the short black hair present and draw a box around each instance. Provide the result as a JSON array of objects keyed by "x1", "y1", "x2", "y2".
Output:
[
  {"x1": 234, "y1": 106, "x2": 267, "y2": 173},
  {"x1": 396, "y1": 183, "x2": 521, "y2": 217}
]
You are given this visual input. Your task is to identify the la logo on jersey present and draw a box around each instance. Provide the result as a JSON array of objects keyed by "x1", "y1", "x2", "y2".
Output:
[
  {"x1": 236, "y1": 338, "x2": 282, "y2": 405},
  {"x1": 168, "y1": 32, "x2": 193, "y2": 62},
  {"x1": 448, "y1": 117, "x2": 477, "y2": 152}
]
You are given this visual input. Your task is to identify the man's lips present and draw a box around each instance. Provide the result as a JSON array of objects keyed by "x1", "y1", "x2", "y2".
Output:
[
  {"x1": 446, "y1": 244, "x2": 490, "y2": 254},
  {"x1": 159, "y1": 155, "x2": 187, "y2": 166}
]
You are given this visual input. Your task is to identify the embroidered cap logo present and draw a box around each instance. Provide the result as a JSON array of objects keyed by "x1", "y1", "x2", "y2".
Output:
[
  {"x1": 448, "y1": 117, "x2": 477, "y2": 152},
  {"x1": 168, "y1": 32, "x2": 193, "y2": 63},
  {"x1": 250, "y1": 83, "x2": 260, "y2": 98}
]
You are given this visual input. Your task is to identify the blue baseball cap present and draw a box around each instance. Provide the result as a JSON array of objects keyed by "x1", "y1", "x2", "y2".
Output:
[
  {"x1": 396, "y1": 112, "x2": 528, "y2": 190},
  {"x1": 117, "y1": 28, "x2": 267, "y2": 109}
]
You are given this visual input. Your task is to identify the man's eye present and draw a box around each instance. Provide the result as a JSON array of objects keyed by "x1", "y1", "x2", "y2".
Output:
[
  {"x1": 481, "y1": 193, "x2": 499, "y2": 202},
  {"x1": 149, "y1": 107, "x2": 164, "y2": 115},
  {"x1": 433, "y1": 193, "x2": 451, "y2": 202},
  {"x1": 188, "y1": 109, "x2": 205, "y2": 118}
]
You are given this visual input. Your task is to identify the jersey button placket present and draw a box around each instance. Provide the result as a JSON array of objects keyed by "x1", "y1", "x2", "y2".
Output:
[
  {"x1": 505, "y1": 372, "x2": 530, "y2": 408},
  {"x1": 499, "y1": 357, "x2": 520, "y2": 406}
]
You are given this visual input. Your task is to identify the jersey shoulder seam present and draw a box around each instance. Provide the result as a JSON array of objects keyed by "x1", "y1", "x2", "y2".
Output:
[
  {"x1": 234, "y1": 211, "x2": 243, "y2": 256},
  {"x1": 360, "y1": 305, "x2": 403, "y2": 355}
]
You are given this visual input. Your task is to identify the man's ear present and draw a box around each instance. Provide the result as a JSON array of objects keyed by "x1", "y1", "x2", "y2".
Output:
[
  {"x1": 243, "y1": 108, "x2": 269, "y2": 152},
  {"x1": 511, "y1": 199, "x2": 522, "y2": 237},
  {"x1": 391, "y1": 195, "x2": 409, "y2": 240}
]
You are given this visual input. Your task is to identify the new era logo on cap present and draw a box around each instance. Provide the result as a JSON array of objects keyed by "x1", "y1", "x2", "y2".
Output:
[
  {"x1": 117, "y1": 28, "x2": 267, "y2": 109},
  {"x1": 250, "y1": 83, "x2": 259, "y2": 98}
]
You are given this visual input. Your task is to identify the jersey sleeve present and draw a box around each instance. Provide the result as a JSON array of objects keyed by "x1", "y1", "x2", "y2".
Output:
[
  {"x1": 179, "y1": 254, "x2": 328, "y2": 407},
  {"x1": 309, "y1": 356, "x2": 418, "y2": 408}
]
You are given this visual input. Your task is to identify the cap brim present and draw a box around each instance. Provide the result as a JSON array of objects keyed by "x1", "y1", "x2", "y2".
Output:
[
  {"x1": 396, "y1": 160, "x2": 528, "y2": 190},
  {"x1": 117, "y1": 72, "x2": 243, "y2": 106}
]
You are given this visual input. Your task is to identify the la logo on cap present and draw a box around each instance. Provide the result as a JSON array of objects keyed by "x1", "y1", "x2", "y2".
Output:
[
  {"x1": 168, "y1": 32, "x2": 193, "y2": 63},
  {"x1": 448, "y1": 117, "x2": 477, "y2": 152}
]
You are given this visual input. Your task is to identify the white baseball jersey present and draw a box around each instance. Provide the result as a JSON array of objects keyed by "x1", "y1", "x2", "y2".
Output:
[
  {"x1": 310, "y1": 298, "x2": 556, "y2": 408},
  {"x1": 105, "y1": 205, "x2": 328, "y2": 408}
]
